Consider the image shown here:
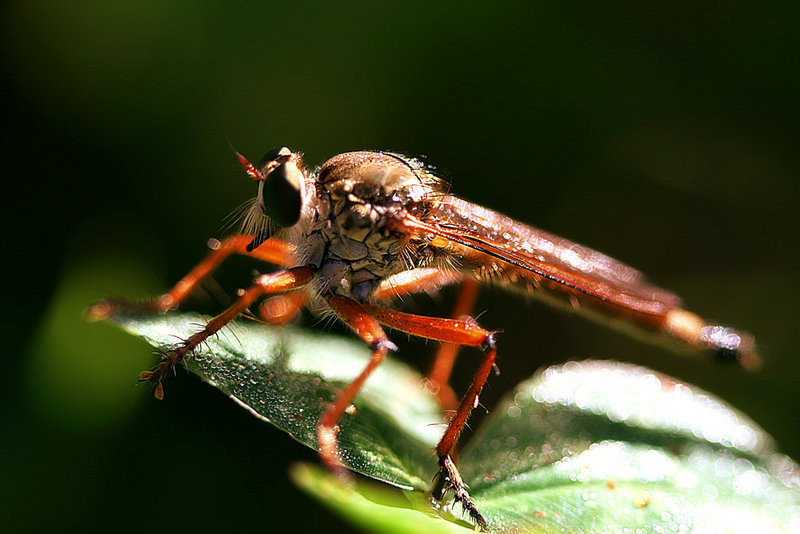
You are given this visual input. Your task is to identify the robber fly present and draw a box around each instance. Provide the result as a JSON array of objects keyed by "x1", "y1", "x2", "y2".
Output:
[{"x1": 88, "y1": 147, "x2": 759, "y2": 529}]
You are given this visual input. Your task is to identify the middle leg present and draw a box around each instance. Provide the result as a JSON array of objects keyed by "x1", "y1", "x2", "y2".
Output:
[
  {"x1": 321, "y1": 295, "x2": 398, "y2": 472},
  {"x1": 370, "y1": 268, "x2": 478, "y2": 410},
  {"x1": 362, "y1": 304, "x2": 495, "y2": 529}
]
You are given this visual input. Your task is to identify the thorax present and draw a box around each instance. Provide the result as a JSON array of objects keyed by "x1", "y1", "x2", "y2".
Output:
[{"x1": 289, "y1": 151, "x2": 440, "y2": 302}]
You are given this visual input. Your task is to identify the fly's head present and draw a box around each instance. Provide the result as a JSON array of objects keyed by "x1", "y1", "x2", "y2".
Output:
[
  {"x1": 235, "y1": 146, "x2": 328, "y2": 245},
  {"x1": 317, "y1": 151, "x2": 443, "y2": 240}
]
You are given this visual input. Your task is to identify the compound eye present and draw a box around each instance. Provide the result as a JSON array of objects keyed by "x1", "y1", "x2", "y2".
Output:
[
  {"x1": 259, "y1": 146, "x2": 293, "y2": 168},
  {"x1": 261, "y1": 162, "x2": 303, "y2": 228}
]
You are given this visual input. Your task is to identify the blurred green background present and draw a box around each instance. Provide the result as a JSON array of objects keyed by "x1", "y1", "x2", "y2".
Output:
[{"x1": 3, "y1": 2, "x2": 799, "y2": 532}]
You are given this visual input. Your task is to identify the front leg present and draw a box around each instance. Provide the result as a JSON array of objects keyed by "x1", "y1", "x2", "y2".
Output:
[
  {"x1": 86, "y1": 236, "x2": 296, "y2": 320},
  {"x1": 141, "y1": 267, "x2": 312, "y2": 399}
]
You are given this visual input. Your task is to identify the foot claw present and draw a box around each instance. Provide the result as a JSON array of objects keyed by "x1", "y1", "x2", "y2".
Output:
[
  {"x1": 435, "y1": 455, "x2": 487, "y2": 530},
  {"x1": 84, "y1": 299, "x2": 117, "y2": 322},
  {"x1": 139, "y1": 367, "x2": 166, "y2": 400},
  {"x1": 139, "y1": 350, "x2": 183, "y2": 400}
]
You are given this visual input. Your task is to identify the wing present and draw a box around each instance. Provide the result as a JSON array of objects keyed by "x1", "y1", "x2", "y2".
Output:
[{"x1": 404, "y1": 196, "x2": 681, "y2": 333}]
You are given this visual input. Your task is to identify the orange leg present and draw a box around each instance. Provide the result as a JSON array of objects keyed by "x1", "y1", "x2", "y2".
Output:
[
  {"x1": 320, "y1": 295, "x2": 398, "y2": 472},
  {"x1": 371, "y1": 267, "x2": 463, "y2": 302},
  {"x1": 371, "y1": 269, "x2": 474, "y2": 409},
  {"x1": 141, "y1": 267, "x2": 313, "y2": 399},
  {"x1": 426, "y1": 279, "x2": 480, "y2": 410},
  {"x1": 361, "y1": 304, "x2": 494, "y2": 529},
  {"x1": 259, "y1": 291, "x2": 308, "y2": 325},
  {"x1": 86, "y1": 235, "x2": 296, "y2": 320}
]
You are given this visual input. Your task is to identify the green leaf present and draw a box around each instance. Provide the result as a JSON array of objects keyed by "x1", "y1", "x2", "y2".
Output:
[
  {"x1": 289, "y1": 463, "x2": 473, "y2": 534},
  {"x1": 459, "y1": 361, "x2": 800, "y2": 532},
  {"x1": 108, "y1": 312, "x2": 800, "y2": 533},
  {"x1": 110, "y1": 312, "x2": 445, "y2": 490}
]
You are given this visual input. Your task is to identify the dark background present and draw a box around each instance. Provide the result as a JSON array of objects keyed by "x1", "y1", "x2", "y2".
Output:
[{"x1": 3, "y1": 2, "x2": 799, "y2": 532}]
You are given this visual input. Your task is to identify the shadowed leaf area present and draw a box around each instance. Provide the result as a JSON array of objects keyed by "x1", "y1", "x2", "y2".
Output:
[{"x1": 110, "y1": 312, "x2": 800, "y2": 533}]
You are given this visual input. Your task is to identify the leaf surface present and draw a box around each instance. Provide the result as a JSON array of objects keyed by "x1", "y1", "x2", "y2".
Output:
[
  {"x1": 112, "y1": 312, "x2": 445, "y2": 490},
  {"x1": 110, "y1": 312, "x2": 800, "y2": 533}
]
